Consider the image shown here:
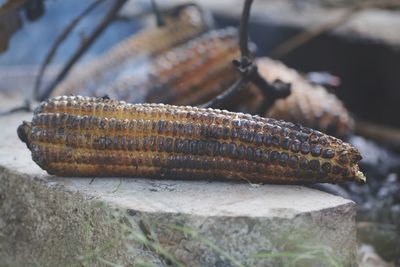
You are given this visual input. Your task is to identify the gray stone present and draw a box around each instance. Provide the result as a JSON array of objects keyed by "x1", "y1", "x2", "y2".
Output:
[{"x1": 0, "y1": 111, "x2": 357, "y2": 267}]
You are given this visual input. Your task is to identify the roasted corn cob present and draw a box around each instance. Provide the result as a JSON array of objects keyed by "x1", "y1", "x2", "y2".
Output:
[
  {"x1": 52, "y1": 5, "x2": 209, "y2": 97},
  {"x1": 91, "y1": 28, "x2": 243, "y2": 105},
  {"x1": 145, "y1": 27, "x2": 242, "y2": 105},
  {"x1": 256, "y1": 58, "x2": 354, "y2": 137},
  {"x1": 18, "y1": 95, "x2": 365, "y2": 183}
]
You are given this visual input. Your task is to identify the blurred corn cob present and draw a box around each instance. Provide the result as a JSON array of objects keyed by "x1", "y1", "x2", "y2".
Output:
[
  {"x1": 145, "y1": 47, "x2": 353, "y2": 137},
  {"x1": 51, "y1": 5, "x2": 209, "y2": 97},
  {"x1": 145, "y1": 27, "x2": 241, "y2": 105},
  {"x1": 256, "y1": 58, "x2": 354, "y2": 137},
  {"x1": 18, "y1": 95, "x2": 365, "y2": 183},
  {"x1": 92, "y1": 27, "x2": 250, "y2": 105}
]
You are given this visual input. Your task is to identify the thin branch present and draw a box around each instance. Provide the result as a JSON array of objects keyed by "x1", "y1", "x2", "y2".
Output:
[
  {"x1": 200, "y1": 77, "x2": 248, "y2": 109},
  {"x1": 38, "y1": 0, "x2": 127, "y2": 101},
  {"x1": 151, "y1": 0, "x2": 165, "y2": 27},
  {"x1": 33, "y1": 0, "x2": 104, "y2": 100},
  {"x1": 238, "y1": 0, "x2": 253, "y2": 58},
  {"x1": 201, "y1": 0, "x2": 291, "y2": 112}
]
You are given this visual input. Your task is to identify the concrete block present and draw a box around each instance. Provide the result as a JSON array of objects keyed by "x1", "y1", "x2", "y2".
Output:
[{"x1": 0, "y1": 112, "x2": 357, "y2": 266}]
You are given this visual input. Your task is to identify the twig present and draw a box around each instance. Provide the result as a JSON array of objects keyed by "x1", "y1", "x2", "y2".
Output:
[
  {"x1": 38, "y1": 0, "x2": 127, "y2": 101},
  {"x1": 201, "y1": 0, "x2": 291, "y2": 111},
  {"x1": 238, "y1": 0, "x2": 253, "y2": 58},
  {"x1": 200, "y1": 77, "x2": 248, "y2": 109},
  {"x1": 151, "y1": 0, "x2": 165, "y2": 27},
  {"x1": 270, "y1": 0, "x2": 400, "y2": 58},
  {"x1": 33, "y1": 0, "x2": 104, "y2": 100}
]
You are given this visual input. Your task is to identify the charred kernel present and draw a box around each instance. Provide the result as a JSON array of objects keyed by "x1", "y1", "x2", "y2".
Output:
[
  {"x1": 219, "y1": 142, "x2": 228, "y2": 156},
  {"x1": 246, "y1": 147, "x2": 253, "y2": 161},
  {"x1": 175, "y1": 139, "x2": 183, "y2": 152},
  {"x1": 157, "y1": 136, "x2": 164, "y2": 152},
  {"x1": 322, "y1": 149, "x2": 335, "y2": 158},
  {"x1": 262, "y1": 150, "x2": 271, "y2": 163},
  {"x1": 309, "y1": 134, "x2": 319, "y2": 144},
  {"x1": 280, "y1": 127, "x2": 290, "y2": 137},
  {"x1": 309, "y1": 160, "x2": 320, "y2": 171},
  {"x1": 310, "y1": 145, "x2": 322, "y2": 157},
  {"x1": 232, "y1": 118, "x2": 241, "y2": 127},
  {"x1": 143, "y1": 137, "x2": 150, "y2": 151},
  {"x1": 182, "y1": 140, "x2": 189, "y2": 154},
  {"x1": 288, "y1": 155, "x2": 299, "y2": 169},
  {"x1": 299, "y1": 157, "x2": 309, "y2": 170},
  {"x1": 228, "y1": 143, "x2": 237, "y2": 158},
  {"x1": 157, "y1": 120, "x2": 164, "y2": 133},
  {"x1": 321, "y1": 162, "x2": 331, "y2": 173},
  {"x1": 270, "y1": 151, "x2": 280, "y2": 163},
  {"x1": 222, "y1": 127, "x2": 230, "y2": 139},
  {"x1": 300, "y1": 142, "x2": 310, "y2": 154},
  {"x1": 113, "y1": 136, "x2": 119, "y2": 149},
  {"x1": 150, "y1": 136, "x2": 156, "y2": 151},
  {"x1": 239, "y1": 128, "x2": 247, "y2": 141},
  {"x1": 128, "y1": 138, "x2": 134, "y2": 150},
  {"x1": 305, "y1": 170, "x2": 315, "y2": 179},
  {"x1": 237, "y1": 144, "x2": 245, "y2": 159},
  {"x1": 206, "y1": 141, "x2": 215, "y2": 156},
  {"x1": 280, "y1": 137, "x2": 290, "y2": 150},
  {"x1": 342, "y1": 168, "x2": 350, "y2": 177},
  {"x1": 339, "y1": 154, "x2": 349, "y2": 164},
  {"x1": 296, "y1": 132, "x2": 309, "y2": 142},
  {"x1": 231, "y1": 128, "x2": 238, "y2": 139},
  {"x1": 254, "y1": 148, "x2": 262, "y2": 161},
  {"x1": 284, "y1": 170, "x2": 292, "y2": 177},
  {"x1": 121, "y1": 136, "x2": 126, "y2": 150},
  {"x1": 271, "y1": 136, "x2": 280, "y2": 146},
  {"x1": 332, "y1": 165, "x2": 342, "y2": 175},
  {"x1": 189, "y1": 140, "x2": 199, "y2": 154},
  {"x1": 279, "y1": 152, "x2": 289, "y2": 167},
  {"x1": 165, "y1": 137, "x2": 173, "y2": 153},
  {"x1": 290, "y1": 140, "x2": 301, "y2": 153},
  {"x1": 173, "y1": 121, "x2": 179, "y2": 135},
  {"x1": 254, "y1": 133, "x2": 263, "y2": 145},
  {"x1": 105, "y1": 137, "x2": 113, "y2": 149},
  {"x1": 198, "y1": 140, "x2": 206, "y2": 155},
  {"x1": 247, "y1": 130, "x2": 255, "y2": 142},
  {"x1": 263, "y1": 134, "x2": 272, "y2": 146}
]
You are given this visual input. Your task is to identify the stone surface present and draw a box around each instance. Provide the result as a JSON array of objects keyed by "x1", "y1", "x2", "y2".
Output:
[{"x1": 0, "y1": 110, "x2": 357, "y2": 267}]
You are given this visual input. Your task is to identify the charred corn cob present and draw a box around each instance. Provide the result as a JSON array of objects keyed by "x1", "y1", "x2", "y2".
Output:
[
  {"x1": 89, "y1": 28, "x2": 248, "y2": 105},
  {"x1": 92, "y1": 28, "x2": 243, "y2": 105},
  {"x1": 52, "y1": 5, "x2": 209, "y2": 97},
  {"x1": 256, "y1": 58, "x2": 354, "y2": 137},
  {"x1": 18, "y1": 95, "x2": 365, "y2": 184},
  {"x1": 145, "y1": 27, "x2": 242, "y2": 105}
]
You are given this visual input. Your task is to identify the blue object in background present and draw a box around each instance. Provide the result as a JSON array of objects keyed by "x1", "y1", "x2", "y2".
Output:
[{"x1": 0, "y1": 0, "x2": 142, "y2": 66}]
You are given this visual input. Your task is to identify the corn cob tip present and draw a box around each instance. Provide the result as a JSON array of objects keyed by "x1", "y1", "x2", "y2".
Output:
[
  {"x1": 355, "y1": 171, "x2": 366, "y2": 183},
  {"x1": 17, "y1": 121, "x2": 31, "y2": 145}
]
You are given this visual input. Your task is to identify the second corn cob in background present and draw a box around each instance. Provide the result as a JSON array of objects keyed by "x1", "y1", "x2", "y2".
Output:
[{"x1": 51, "y1": 4, "x2": 210, "y2": 97}]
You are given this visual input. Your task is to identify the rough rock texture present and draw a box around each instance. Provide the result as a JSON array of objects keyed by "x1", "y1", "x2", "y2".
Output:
[{"x1": 0, "y1": 111, "x2": 357, "y2": 267}]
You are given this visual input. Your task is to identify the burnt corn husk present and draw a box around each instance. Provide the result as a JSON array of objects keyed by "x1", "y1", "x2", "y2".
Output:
[
  {"x1": 18, "y1": 95, "x2": 365, "y2": 184},
  {"x1": 51, "y1": 5, "x2": 209, "y2": 97}
]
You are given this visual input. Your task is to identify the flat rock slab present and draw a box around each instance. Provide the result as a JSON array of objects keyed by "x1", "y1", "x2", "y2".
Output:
[{"x1": 0, "y1": 111, "x2": 357, "y2": 267}]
